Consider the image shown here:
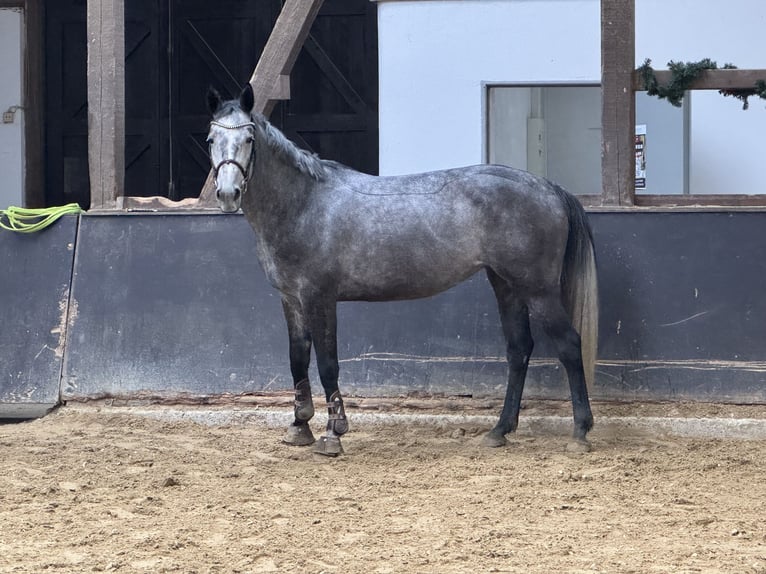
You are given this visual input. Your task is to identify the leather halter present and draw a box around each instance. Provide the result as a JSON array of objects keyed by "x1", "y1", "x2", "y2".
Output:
[{"x1": 209, "y1": 120, "x2": 257, "y2": 193}]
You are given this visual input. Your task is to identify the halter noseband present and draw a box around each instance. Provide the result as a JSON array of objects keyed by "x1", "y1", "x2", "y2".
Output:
[{"x1": 209, "y1": 120, "x2": 257, "y2": 193}]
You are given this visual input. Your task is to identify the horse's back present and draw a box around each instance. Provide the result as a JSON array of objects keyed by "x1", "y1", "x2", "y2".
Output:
[
  {"x1": 308, "y1": 163, "x2": 574, "y2": 300},
  {"x1": 333, "y1": 163, "x2": 559, "y2": 200},
  {"x1": 329, "y1": 163, "x2": 571, "y2": 249}
]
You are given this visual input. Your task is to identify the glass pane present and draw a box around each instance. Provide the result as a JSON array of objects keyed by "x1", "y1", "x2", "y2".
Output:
[
  {"x1": 635, "y1": 91, "x2": 687, "y2": 195},
  {"x1": 688, "y1": 92, "x2": 766, "y2": 195},
  {"x1": 487, "y1": 85, "x2": 602, "y2": 196}
]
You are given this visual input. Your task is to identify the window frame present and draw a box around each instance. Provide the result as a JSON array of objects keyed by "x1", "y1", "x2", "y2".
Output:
[
  {"x1": 601, "y1": 0, "x2": 766, "y2": 210},
  {"x1": 482, "y1": 81, "x2": 604, "y2": 204}
]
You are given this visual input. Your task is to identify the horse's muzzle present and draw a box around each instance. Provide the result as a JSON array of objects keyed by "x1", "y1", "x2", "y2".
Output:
[{"x1": 216, "y1": 187, "x2": 242, "y2": 213}]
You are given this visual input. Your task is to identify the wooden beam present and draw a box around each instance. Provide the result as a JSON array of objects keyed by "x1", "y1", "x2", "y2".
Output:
[
  {"x1": 633, "y1": 68, "x2": 766, "y2": 92},
  {"x1": 250, "y1": 0, "x2": 324, "y2": 117},
  {"x1": 635, "y1": 194, "x2": 766, "y2": 208},
  {"x1": 600, "y1": 0, "x2": 635, "y2": 207},
  {"x1": 198, "y1": 0, "x2": 324, "y2": 204},
  {"x1": 87, "y1": 0, "x2": 125, "y2": 209}
]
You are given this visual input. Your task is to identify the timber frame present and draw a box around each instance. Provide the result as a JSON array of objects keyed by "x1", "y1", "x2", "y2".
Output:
[
  {"x1": 8, "y1": 0, "x2": 766, "y2": 209},
  {"x1": 597, "y1": 0, "x2": 766, "y2": 208}
]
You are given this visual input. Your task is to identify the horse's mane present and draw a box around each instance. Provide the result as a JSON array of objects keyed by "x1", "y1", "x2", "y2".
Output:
[
  {"x1": 254, "y1": 113, "x2": 347, "y2": 181},
  {"x1": 213, "y1": 101, "x2": 337, "y2": 180}
]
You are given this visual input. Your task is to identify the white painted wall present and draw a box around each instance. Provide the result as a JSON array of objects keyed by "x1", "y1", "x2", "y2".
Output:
[
  {"x1": 0, "y1": 8, "x2": 24, "y2": 208},
  {"x1": 378, "y1": 0, "x2": 766, "y2": 195},
  {"x1": 378, "y1": 0, "x2": 599, "y2": 176}
]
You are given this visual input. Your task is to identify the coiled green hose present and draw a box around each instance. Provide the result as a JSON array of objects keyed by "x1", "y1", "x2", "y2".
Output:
[{"x1": 0, "y1": 204, "x2": 82, "y2": 233}]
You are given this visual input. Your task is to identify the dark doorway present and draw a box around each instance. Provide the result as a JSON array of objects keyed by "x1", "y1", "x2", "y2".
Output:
[{"x1": 44, "y1": 0, "x2": 378, "y2": 208}]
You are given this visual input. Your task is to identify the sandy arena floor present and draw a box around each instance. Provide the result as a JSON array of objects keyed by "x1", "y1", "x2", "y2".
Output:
[{"x1": 1, "y1": 400, "x2": 765, "y2": 573}]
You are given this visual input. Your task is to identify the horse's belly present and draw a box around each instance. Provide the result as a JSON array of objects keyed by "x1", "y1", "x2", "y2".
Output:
[{"x1": 337, "y1": 259, "x2": 483, "y2": 302}]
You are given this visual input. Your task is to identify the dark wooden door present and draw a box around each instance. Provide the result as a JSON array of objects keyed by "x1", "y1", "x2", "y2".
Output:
[
  {"x1": 124, "y1": 1, "x2": 166, "y2": 200},
  {"x1": 44, "y1": 0, "x2": 378, "y2": 207},
  {"x1": 171, "y1": 0, "x2": 379, "y2": 199},
  {"x1": 46, "y1": 0, "x2": 167, "y2": 208},
  {"x1": 45, "y1": 0, "x2": 89, "y2": 207},
  {"x1": 169, "y1": 0, "x2": 280, "y2": 200},
  {"x1": 275, "y1": 0, "x2": 379, "y2": 176}
]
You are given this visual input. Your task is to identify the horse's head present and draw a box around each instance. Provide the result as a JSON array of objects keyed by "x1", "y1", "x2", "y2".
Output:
[{"x1": 206, "y1": 84, "x2": 257, "y2": 213}]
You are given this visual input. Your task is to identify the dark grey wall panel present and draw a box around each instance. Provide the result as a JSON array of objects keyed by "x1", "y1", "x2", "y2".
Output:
[
  {"x1": 0, "y1": 216, "x2": 78, "y2": 418},
  {"x1": 592, "y1": 211, "x2": 766, "y2": 402},
  {"x1": 62, "y1": 212, "x2": 766, "y2": 405},
  {"x1": 62, "y1": 215, "x2": 289, "y2": 399}
]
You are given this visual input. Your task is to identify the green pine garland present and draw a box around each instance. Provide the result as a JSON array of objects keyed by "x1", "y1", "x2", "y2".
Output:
[{"x1": 637, "y1": 58, "x2": 766, "y2": 109}]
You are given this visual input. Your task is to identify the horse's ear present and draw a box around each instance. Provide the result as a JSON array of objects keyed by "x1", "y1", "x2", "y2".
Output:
[
  {"x1": 240, "y1": 83, "x2": 255, "y2": 114},
  {"x1": 207, "y1": 86, "x2": 222, "y2": 115}
]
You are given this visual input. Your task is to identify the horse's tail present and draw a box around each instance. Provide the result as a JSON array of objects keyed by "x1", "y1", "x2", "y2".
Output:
[{"x1": 556, "y1": 187, "x2": 599, "y2": 389}]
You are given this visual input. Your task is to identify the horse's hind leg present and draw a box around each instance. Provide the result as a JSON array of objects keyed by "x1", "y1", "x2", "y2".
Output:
[
  {"x1": 483, "y1": 269, "x2": 534, "y2": 448},
  {"x1": 529, "y1": 293, "x2": 594, "y2": 450},
  {"x1": 281, "y1": 295, "x2": 316, "y2": 446}
]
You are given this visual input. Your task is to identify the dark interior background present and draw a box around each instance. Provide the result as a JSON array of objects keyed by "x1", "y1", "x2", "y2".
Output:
[{"x1": 44, "y1": 0, "x2": 378, "y2": 208}]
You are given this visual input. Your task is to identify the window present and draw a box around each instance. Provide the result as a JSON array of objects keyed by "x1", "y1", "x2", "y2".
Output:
[
  {"x1": 486, "y1": 82, "x2": 766, "y2": 205},
  {"x1": 486, "y1": 85, "x2": 602, "y2": 197},
  {"x1": 486, "y1": 84, "x2": 693, "y2": 200}
]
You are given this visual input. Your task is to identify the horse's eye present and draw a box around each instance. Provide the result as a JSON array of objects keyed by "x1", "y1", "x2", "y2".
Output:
[
  {"x1": 206, "y1": 137, "x2": 214, "y2": 145},
  {"x1": 246, "y1": 136, "x2": 254, "y2": 143}
]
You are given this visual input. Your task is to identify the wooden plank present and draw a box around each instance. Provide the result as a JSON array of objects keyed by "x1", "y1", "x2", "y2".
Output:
[
  {"x1": 600, "y1": 0, "x2": 635, "y2": 207},
  {"x1": 198, "y1": 0, "x2": 324, "y2": 203},
  {"x1": 0, "y1": 0, "x2": 45, "y2": 207},
  {"x1": 635, "y1": 194, "x2": 766, "y2": 208},
  {"x1": 87, "y1": 0, "x2": 125, "y2": 209},
  {"x1": 633, "y1": 68, "x2": 766, "y2": 92}
]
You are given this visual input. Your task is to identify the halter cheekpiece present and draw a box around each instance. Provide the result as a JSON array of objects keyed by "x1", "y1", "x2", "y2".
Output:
[{"x1": 209, "y1": 120, "x2": 257, "y2": 192}]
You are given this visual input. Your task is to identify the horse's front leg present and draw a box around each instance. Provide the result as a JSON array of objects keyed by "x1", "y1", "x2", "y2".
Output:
[
  {"x1": 281, "y1": 295, "x2": 316, "y2": 446},
  {"x1": 306, "y1": 298, "x2": 347, "y2": 456}
]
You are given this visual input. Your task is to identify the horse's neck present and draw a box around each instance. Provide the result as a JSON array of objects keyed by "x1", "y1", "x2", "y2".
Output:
[{"x1": 243, "y1": 146, "x2": 312, "y2": 227}]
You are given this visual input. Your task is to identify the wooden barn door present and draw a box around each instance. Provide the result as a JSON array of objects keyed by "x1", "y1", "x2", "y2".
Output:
[
  {"x1": 171, "y1": 0, "x2": 378, "y2": 198},
  {"x1": 169, "y1": 0, "x2": 280, "y2": 200},
  {"x1": 275, "y1": 0, "x2": 379, "y2": 176},
  {"x1": 44, "y1": 0, "x2": 378, "y2": 207},
  {"x1": 45, "y1": 0, "x2": 89, "y2": 207},
  {"x1": 124, "y1": 1, "x2": 166, "y2": 201},
  {"x1": 46, "y1": 0, "x2": 167, "y2": 208}
]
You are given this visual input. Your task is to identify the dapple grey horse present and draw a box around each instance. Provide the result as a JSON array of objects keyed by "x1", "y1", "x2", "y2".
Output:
[{"x1": 206, "y1": 84, "x2": 598, "y2": 455}]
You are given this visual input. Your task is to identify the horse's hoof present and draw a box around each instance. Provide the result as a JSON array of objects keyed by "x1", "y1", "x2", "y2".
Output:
[
  {"x1": 314, "y1": 435, "x2": 344, "y2": 457},
  {"x1": 566, "y1": 439, "x2": 592, "y2": 453},
  {"x1": 282, "y1": 424, "x2": 316, "y2": 446},
  {"x1": 481, "y1": 432, "x2": 508, "y2": 448}
]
